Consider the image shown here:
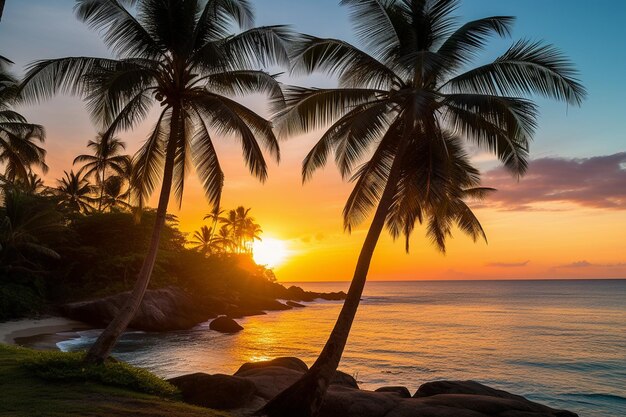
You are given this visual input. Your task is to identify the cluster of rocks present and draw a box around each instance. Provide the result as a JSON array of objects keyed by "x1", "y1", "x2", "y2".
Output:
[
  {"x1": 168, "y1": 357, "x2": 578, "y2": 417},
  {"x1": 60, "y1": 285, "x2": 345, "y2": 333}
]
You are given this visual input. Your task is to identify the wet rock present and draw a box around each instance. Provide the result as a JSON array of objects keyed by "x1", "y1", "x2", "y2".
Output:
[
  {"x1": 235, "y1": 357, "x2": 309, "y2": 375},
  {"x1": 209, "y1": 316, "x2": 243, "y2": 333},
  {"x1": 331, "y1": 370, "x2": 359, "y2": 389},
  {"x1": 286, "y1": 301, "x2": 305, "y2": 308}
]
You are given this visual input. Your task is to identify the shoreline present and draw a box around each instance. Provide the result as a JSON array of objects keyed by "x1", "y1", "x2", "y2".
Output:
[{"x1": 0, "y1": 317, "x2": 91, "y2": 350}]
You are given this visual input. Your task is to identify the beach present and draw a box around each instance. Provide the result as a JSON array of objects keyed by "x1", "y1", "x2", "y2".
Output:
[{"x1": 0, "y1": 317, "x2": 90, "y2": 350}]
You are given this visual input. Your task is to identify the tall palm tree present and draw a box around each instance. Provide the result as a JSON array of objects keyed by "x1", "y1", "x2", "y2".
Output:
[
  {"x1": 242, "y1": 217, "x2": 262, "y2": 253},
  {"x1": 74, "y1": 133, "x2": 128, "y2": 211},
  {"x1": 55, "y1": 170, "x2": 96, "y2": 214},
  {"x1": 0, "y1": 57, "x2": 47, "y2": 182},
  {"x1": 260, "y1": 1, "x2": 585, "y2": 415},
  {"x1": 213, "y1": 224, "x2": 236, "y2": 253},
  {"x1": 20, "y1": 0, "x2": 290, "y2": 363}
]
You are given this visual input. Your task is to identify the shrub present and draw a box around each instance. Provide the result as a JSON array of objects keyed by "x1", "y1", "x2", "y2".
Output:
[{"x1": 21, "y1": 350, "x2": 178, "y2": 397}]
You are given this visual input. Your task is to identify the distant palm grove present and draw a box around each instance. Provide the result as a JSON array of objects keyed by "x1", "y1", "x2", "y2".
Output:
[{"x1": 0, "y1": 0, "x2": 583, "y2": 416}]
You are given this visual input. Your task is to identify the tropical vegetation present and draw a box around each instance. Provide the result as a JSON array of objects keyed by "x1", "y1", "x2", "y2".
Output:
[
  {"x1": 19, "y1": 0, "x2": 291, "y2": 364},
  {"x1": 260, "y1": 0, "x2": 585, "y2": 415}
]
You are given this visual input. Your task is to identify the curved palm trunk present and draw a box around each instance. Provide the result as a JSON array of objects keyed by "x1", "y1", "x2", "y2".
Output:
[
  {"x1": 0, "y1": 0, "x2": 5, "y2": 22},
  {"x1": 84, "y1": 107, "x2": 181, "y2": 364},
  {"x1": 259, "y1": 138, "x2": 410, "y2": 417}
]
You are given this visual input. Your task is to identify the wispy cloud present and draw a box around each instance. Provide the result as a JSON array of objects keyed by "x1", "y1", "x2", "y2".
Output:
[
  {"x1": 557, "y1": 260, "x2": 626, "y2": 268},
  {"x1": 481, "y1": 152, "x2": 626, "y2": 211},
  {"x1": 486, "y1": 260, "x2": 530, "y2": 267}
]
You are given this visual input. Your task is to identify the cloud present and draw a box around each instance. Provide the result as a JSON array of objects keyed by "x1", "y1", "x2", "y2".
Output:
[
  {"x1": 486, "y1": 260, "x2": 530, "y2": 267},
  {"x1": 557, "y1": 260, "x2": 626, "y2": 268},
  {"x1": 481, "y1": 152, "x2": 626, "y2": 210}
]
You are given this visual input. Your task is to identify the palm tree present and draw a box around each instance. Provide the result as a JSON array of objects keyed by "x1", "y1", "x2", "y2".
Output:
[
  {"x1": 0, "y1": 57, "x2": 47, "y2": 182},
  {"x1": 212, "y1": 224, "x2": 236, "y2": 253},
  {"x1": 0, "y1": 1, "x2": 5, "y2": 23},
  {"x1": 242, "y1": 217, "x2": 262, "y2": 253},
  {"x1": 0, "y1": 187, "x2": 63, "y2": 278},
  {"x1": 220, "y1": 206, "x2": 257, "y2": 252},
  {"x1": 20, "y1": 0, "x2": 290, "y2": 363},
  {"x1": 260, "y1": 1, "x2": 585, "y2": 415},
  {"x1": 55, "y1": 170, "x2": 96, "y2": 214},
  {"x1": 74, "y1": 133, "x2": 128, "y2": 211},
  {"x1": 190, "y1": 225, "x2": 217, "y2": 255},
  {"x1": 101, "y1": 175, "x2": 132, "y2": 211}
]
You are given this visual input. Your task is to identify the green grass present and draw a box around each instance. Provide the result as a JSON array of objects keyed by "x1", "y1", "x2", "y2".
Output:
[{"x1": 0, "y1": 344, "x2": 229, "y2": 417}]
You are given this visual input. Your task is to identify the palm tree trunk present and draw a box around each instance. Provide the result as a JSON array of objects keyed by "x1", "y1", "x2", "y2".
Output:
[
  {"x1": 0, "y1": 0, "x2": 5, "y2": 22},
  {"x1": 98, "y1": 168, "x2": 105, "y2": 212},
  {"x1": 258, "y1": 137, "x2": 410, "y2": 417},
  {"x1": 84, "y1": 106, "x2": 181, "y2": 364}
]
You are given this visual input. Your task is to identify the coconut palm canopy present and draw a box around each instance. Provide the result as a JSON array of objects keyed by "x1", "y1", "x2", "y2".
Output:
[
  {"x1": 0, "y1": 56, "x2": 47, "y2": 182},
  {"x1": 18, "y1": 0, "x2": 295, "y2": 364},
  {"x1": 261, "y1": 1, "x2": 585, "y2": 415},
  {"x1": 20, "y1": 0, "x2": 292, "y2": 211},
  {"x1": 274, "y1": 0, "x2": 585, "y2": 252}
]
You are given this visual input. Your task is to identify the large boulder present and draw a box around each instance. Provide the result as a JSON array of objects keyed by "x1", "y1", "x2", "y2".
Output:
[
  {"x1": 375, "y1": 386, "x2": 411, "y2": 398},
  {"x1": 209, "y1": 316, "x2": 243, "y2": 333},
  {"x1": 235, "y1": 357, "x2": 309, "y2": 375},
  {"x1": 172, "y1": 357, "x2": 579, "y2": 417},
  {"x1": 60, "y1": 287, "x2": 216, "y2": 331},
  {"x1": 168, "y1": 372, "x2": 255, "y2": 410}
]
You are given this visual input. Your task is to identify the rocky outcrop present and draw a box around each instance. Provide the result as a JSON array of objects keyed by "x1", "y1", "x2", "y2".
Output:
[
  {"x1": 60, "y1": 283, "x2": 345, "y2": 332},
  {"x1": 209, "y1": 316, "x2": 243, "y2": 333},
  {"x1": 171, "y1": 357, "x2": 579, "y2": 417},
  {"x1": 60, "y1": 287, "x2": 217, "y2": 331}
]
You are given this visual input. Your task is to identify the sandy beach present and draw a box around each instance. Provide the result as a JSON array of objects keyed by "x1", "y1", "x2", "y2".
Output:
[{"x1": 0, "y1": 317, "x2": 91, "y2": 350}]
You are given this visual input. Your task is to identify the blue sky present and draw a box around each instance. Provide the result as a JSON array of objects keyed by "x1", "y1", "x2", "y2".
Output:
[{"x1": 2, "y1": 0, "x2": 625, "y2": 160}]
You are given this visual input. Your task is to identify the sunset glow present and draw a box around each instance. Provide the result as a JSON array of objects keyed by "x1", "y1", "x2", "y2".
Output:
[{"x1": 253, "y1": 238, "x2": 289, "y2": 268}]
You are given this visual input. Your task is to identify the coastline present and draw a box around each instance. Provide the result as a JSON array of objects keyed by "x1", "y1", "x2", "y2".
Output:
[{"x1": 0, "y1": 317, "x2": 91, "y2": 350}]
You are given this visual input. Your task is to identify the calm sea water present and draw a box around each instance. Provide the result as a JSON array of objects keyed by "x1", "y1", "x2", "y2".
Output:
[{"x1": 59, "y1": 280, "x2": 626, "y2": 416}]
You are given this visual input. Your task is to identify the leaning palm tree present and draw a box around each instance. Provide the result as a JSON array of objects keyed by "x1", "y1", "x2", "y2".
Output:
[
  {"x1": 74, "y1": 133, "x2": 128, "y2": 211},
  {"x1": 260, "y1": 1, "x2": 585, "y2": 415},
  {"x1": 55, "y1": 170, "x2": 97, "y2": 214},
  {"x1": 20, "y1": 0, "x2": 290, "y2": 363},
  {"x1": 0, "y1": 57, "x2": 47, "y2": 182}
]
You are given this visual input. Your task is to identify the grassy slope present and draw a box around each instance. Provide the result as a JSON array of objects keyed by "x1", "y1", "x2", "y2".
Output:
[{"x1": 0, "y1": 345, "x2": 228, "y2": 417}]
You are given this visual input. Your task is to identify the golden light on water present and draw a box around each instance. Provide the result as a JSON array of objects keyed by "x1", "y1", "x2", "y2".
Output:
[{"x1": 253, "y1": 238, "x2": 288, "y2": 268}]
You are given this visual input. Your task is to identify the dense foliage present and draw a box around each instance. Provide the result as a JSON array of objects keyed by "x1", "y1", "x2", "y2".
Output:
[{"x1": 0, "y1": 182, "x2": 274, "y2": 320}]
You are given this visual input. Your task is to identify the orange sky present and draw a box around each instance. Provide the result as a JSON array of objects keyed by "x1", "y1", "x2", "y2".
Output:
[
  {"x1": 4, "y1": 1, "x2": 625, "y2": 282},
  {"x1": 22, "y1": 93, "x2": 625, "y2": 282}
]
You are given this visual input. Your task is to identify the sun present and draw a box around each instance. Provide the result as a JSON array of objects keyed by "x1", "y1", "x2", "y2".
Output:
[{"x1": 253, "y1": 238, "x2": 288, "y2": 268}]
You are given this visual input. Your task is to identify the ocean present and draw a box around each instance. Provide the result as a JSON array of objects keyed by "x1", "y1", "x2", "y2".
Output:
[{"x1": 58, "y1": 280, "x2": 626, "y2": 416}]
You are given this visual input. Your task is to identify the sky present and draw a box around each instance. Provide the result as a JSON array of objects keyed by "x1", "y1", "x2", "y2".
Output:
[{"x1": 1, "y1": 0, "x2": 625, "y2": 281}]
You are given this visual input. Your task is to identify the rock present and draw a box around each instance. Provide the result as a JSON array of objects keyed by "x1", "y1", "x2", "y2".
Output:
[
  {"x1": 331, "y1": 370, "x2": 359, "y2": 389},
  {"x1": 168, "y1": 372, "x2": 255, "y2": 410},
  {"x1": 286, "y1": 301, "x2": 305, "y2": 308},
  {"x1": 375, "y1": 386, "x2": 411, "y2": 398},
  {"x1": 209, "y1": 316, "x2": 243, "y2": 333},
  {"x1": 60, "y1": 287, "x2": 215, "y2": 331},
  {"x1": 172, "y1": 357, "x2": 579, "y2": 417},
  {"x1": 235, "y1": 357, "x2": 309, "y2": 375}
]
